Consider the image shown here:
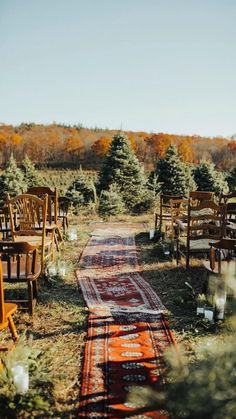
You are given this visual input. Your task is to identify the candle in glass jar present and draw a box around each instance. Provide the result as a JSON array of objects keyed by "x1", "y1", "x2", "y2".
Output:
[
  {"x1": 149, "y1": 229, "x2": 155, "y2": 239},
  {"x1": 215, "y1": 297, "x2": 225, "y2": 320},
  {"x1": 11, "y1": 364, "x2": 29, "y2": 394},
  {"x1": 204, "y1": 308, "x2": 214, "y2": 322}
]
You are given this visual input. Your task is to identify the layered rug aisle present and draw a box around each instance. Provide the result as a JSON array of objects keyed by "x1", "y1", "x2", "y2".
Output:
[{"x1": 76, "y1": 223, "x2": 175, "y2": 418}]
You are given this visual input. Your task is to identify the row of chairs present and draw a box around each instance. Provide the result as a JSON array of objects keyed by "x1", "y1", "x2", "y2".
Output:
[
  {"x1": 0, "y1": 188, "x2": 70, "y2": 343},
  {"x1": 154, "y1": 191, "x2": 236, "y2": 269}
]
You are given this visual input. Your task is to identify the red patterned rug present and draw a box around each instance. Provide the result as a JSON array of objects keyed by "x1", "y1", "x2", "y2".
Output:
[{"x1": 77, "y1": 223, "x2": 175, "y2": 418}]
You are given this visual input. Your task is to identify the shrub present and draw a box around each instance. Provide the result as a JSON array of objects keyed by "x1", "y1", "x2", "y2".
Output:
[{"x1": 98, "y1": 184, "x2": 125, "y2": 217}]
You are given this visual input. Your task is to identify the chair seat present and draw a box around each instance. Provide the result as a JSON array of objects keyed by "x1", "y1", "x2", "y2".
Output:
[
  {"x1": 14, "y1": 236, "x2": 52, "y2": 248},
  {"x1": 179, "y1": 237, "x2": 218, "y2": 251},
  {"x1": 203, "y1": 260, "x2": 236, "y2": 275}
]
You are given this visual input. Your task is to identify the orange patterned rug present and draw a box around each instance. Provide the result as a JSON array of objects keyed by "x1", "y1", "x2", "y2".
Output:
[{"x1": 77, "y1": 223, "x2": 175, "y2": 418}]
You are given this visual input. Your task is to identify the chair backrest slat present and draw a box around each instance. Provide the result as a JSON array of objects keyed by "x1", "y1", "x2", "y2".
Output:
[{"x1": 0, "y1": 260, "x2": 5, "y2": 323}]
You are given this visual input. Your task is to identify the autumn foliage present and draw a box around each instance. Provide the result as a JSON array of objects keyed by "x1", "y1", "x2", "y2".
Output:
[{"x1": 0, "y1": 123, "x2": 235, "y2": 171}]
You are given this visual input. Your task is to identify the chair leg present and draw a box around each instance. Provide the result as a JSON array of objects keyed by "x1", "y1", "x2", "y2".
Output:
[
  {"x1": 28, "y1": 282, "x2": 34, "y2": 315},
  {"x1": 33, "y1": 280, "x2": 38, "y2": 301},
  {"x1": 8, "y1": 316, "x2": 19, "y2": 341},
  {"x1": 176, "y1": 240, "x2": 179, "y2": 265}
]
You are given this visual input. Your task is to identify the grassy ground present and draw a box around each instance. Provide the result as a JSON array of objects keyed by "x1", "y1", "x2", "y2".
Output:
[{"x1": 0, "y1": 212, "x2": 233, "y2": 417}]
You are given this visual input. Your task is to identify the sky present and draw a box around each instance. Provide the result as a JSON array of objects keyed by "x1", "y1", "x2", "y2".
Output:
[{"x1": 0, "y1": 0, "x2": 235, "y2": 137}]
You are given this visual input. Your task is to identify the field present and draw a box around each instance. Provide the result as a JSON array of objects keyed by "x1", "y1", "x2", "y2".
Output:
[{"x1": 0, "y1": 208, "x2": 233, "y2": 418}]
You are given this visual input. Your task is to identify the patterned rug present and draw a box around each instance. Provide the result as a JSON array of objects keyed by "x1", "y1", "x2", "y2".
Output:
[{"x1": 77, "y1": 223, "x2": 175, "y2": 418}]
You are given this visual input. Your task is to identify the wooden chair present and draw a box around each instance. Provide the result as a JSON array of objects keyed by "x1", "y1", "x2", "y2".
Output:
[
  {"x1": 0, "y1": 241, "x2": 41, "y2": 315},
  {"x1": 58, "y1": 197, "x2": 70, "y2": 234},
  {"x1": 154, "y1": 194, "x2": 183, "y2": 232},
  {"x1": 170, "y1": 198, "x2": 189, "y2": 238},
  {"x1": 219, "y1": 192, "x2": 236, "y2": 238},
  {"x1": 0, "y1": 206, "x2": 13, "y2": 239},
  {"x1": 189, "y1": 191, "x2": 214, "y2": 204},
  {"x1": 27, "y1": 187, "x2": 64, "y2": 248},
  {"x1": 203, "y1": 238, "x2": 236, "y2": 277},
  {"x1": 6, "y1": 193, "x2": 54, "y2": 272},
  {"x1": 176, "y1": 200, "x2": 226, "y2": 268},
  {"x1": 0, "y1": 259, "x2": 18, "y2": 341}
]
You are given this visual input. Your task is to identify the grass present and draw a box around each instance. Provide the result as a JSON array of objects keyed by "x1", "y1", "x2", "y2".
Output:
[{"x1": 0, "y1": 212, "x2": 234, "y2": 417}]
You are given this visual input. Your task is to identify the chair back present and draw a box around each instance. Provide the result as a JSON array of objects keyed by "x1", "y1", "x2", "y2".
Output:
[
  {"x1": 155, "y1": 194, "x2": 183, "y2": 231},
  {"x1": 219, "y1": 192, "x2": 236, "y2": 224},
  {"x1": 209, "y1": 238, "x2": 236, "y2": 274},
  {"x1": 7, "y1": 193, "x2": 48, "y2": 238},
  {"x1": 187, "y1": 200, "x2": 226, "y2": 243},
  {"x1": 58, "y1": 197, "x2": 70, "y2": 217},
  {"x1": 27, "y1": 187, "x2": 58, "y2": 225},
  {"x1": 170, "y1": 198, "x2": 188, "y2": 237},
  {"x1": 0, "y1": 241, "x2": 40, "y2": 280},
  {"x1": 189, "y1": 191, "x2": 214, "y2": 204}
]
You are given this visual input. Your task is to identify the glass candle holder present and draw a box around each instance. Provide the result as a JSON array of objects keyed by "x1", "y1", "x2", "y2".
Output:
[
  {"x1": 149, "y1": 229, "x2": 155, "y2": 239},
  {"x1": 215, "y1": 297, "x2": 225, "y2": 320},
  {"x1": 67, "y1": 228, "x2": 78, "y2": 241},
  {"x1": 58, "y1": 262, "x2": 66, "y2": 278},
  {"x1": 11, "y1": 361, "x2": 29, "y2": 395},
  {"x1": 204, "y1": 306, "x2": 214, "y2": 322},
  {"x1": 197, "y1": 301, "x2": 205, "y2": 315}
]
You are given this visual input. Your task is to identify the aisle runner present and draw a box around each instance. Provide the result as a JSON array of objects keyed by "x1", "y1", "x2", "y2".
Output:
[{"x1": 77, "y1": 223, "x2": 175, "y2": 418}]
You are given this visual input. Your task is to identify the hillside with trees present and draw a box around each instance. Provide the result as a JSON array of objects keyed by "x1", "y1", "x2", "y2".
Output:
[{"x1": 0, "y1": 123, "x2": 235, "y2": 171}]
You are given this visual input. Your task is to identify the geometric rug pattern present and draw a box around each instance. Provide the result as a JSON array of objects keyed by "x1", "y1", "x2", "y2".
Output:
[{"x1": 77, "y1": 223, "x2": 175, "y2": 418}]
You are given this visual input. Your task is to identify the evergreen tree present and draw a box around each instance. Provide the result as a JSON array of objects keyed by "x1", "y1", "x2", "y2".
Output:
[
  {"x1": 22, "y1": 154, "x2": 42, "y2": 188},
  {"x1": 0, "y1": 154, "x2": 26, "y2": 206},
  {"x1": 66, "y1": 168, "x2": 96, "y2": 208},
  {"x1": 193, "y1": 160, "x2": 228, "y2": 195},
  {"x1": 156, "y1": 145, "x2": 195, "y2": 196},
  {"x1": 98, "y1": 184, "x2": 125, "y2": 217},
  {"x1": 226, "y1": 167, "x2": 236, "y2": 192},
  {"x1": 97, "y1": 133, "x2": 149, "y2": 212}
]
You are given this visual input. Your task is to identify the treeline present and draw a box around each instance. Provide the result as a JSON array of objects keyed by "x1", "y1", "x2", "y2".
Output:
[{"x1": 0, "y1": 122, "x2": 235, "y2": 170}]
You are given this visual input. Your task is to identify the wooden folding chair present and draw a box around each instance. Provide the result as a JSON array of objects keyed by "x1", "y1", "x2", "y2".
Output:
[
  {"x1": 58, "y1": 197, "x2": 70, "y2": 234},
  {"x1": 0, "y1": 241, "x2": 42, "y2": 315},
  {"x1": 0, "y1": 259, "x2": 18, "y2": 342},
  {"x1": 154, "y1": 194, "x2": 183, "y2": 232},
  {"x1": 219, "y1": 192, "x2": 236, "y2": 238},
  {"x1": 176, "y1": 200, "x2": 226, "y2": 268},
  {"x1": 27, "y1": 187, "x2": 64, "y2": 249},
  {"x1": 170, "y1": 198, "x2": 189, "y2": 238},
  {"x1": 6, "y1": 193, "x2": 54, "y2": 272}
]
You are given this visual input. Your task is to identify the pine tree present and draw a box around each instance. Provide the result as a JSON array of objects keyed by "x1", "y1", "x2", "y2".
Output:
[
  {"x1": 0, "y1": 154, "x2": 26, "y2": 206},
  {"x1": 22, "y1": 154, "x2": 42, "y2": 188},
  {"x1": 98, "y1": 184, "x2": 125, "y2": 217},
  {"x1": 66, "y1": 168, "x2": 96, "y2": 208},
  {"x1": 193, "y1": 160, "x2": 228, "y2": 195},
  {"x1": 226, "y1": 167, "x2": 236, "y2": 192},
  {"x1": 156, "y1": 145, "x2": 195, "y2": 196},
  {"x1": 97, "y1": 133, "x2": 149, "y2": 212}
]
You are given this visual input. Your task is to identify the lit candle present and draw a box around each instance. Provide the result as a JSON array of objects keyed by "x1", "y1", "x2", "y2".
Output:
[
  {"x1": 58, "y1": 264, "x2": 66, "y2": 277},
  {"x1": 11, "y1": 364, "x2": 29, "y2": 394},
  {"x1": 149, "y1": 229, "x2": 155, "y2": 239},
  {"x1": 204, "y1": 308, "x2": 214, "y2": 322},
  {"x1": 215, "y1": 297, "x2": 225, "y2": 320},
  {"x1": 48, "y1": 265, "x2": 57, "y2": 276},
  {"x1": 197, "y1": 306, "x2": 204, "y2": 315},
  {"x1": 68, "y1": 229, "x2": 77, "y2": 241}
]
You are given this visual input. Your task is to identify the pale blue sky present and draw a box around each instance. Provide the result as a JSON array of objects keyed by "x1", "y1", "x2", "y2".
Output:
[{"x1": 0, "y1": 0, "x2": 235, "y2": 137}]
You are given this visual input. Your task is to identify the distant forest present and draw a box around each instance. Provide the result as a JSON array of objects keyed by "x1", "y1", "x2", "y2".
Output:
[{"x1": 0, "y1": 123, "x2": 235, "y2": 171}]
